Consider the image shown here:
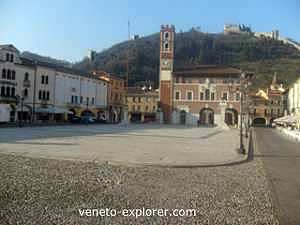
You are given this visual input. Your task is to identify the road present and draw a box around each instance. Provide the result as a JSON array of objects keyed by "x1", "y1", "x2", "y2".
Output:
[{"x1": 255, "y1": 128, "x2": 300, "y2": 225}]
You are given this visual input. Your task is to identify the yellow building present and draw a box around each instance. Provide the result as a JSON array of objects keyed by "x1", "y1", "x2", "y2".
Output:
[{"x1": 125, "y1": 87, "x2": 158, "y2": 123}]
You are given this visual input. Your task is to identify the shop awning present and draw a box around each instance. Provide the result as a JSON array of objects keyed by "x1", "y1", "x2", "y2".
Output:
[{"x1": 36, "y1": 107, "x2": 73, "y2": 114}]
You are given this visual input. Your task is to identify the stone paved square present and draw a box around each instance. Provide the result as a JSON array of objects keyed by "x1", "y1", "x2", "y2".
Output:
[{"x1": 0, "y1": 124, "x2": 242, "y2": 166}]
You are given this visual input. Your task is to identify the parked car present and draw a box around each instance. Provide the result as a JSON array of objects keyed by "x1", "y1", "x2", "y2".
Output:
[
  {"x1": 81, "y1": 116, "x2": 96, "y2": 124},
  {"x1": 69, "y1": 116, "x2": 81, "y2": 124}
]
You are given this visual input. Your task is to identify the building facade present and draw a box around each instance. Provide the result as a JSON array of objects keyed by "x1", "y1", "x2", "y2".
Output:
[
  {"x1": 288, "y1": 78, "x2": 300, "y2": 116},
  {"x1": 92, "y1": 71, "x2": 125, "y2": 123},
  {"x1": 249, "y1": 74, "x2": 287, "y2": 126},
  {"x1": 0, "y1": 44, "x2": 108, "y2": 123},
  {"x1": 125, "y1": 87, "x2": 158, "y2": 123},
  {"x1": 159, "y1": 25, "x2": 252, "y2": 127}
]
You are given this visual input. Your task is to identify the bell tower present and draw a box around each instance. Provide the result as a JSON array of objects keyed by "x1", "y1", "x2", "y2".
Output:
[{"x1": 159, "y1": 24, "x2": 175, "y2": 123}]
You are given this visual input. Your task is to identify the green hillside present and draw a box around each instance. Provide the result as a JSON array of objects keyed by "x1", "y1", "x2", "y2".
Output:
[{"x1": 73, "y1": 29, "x2": 300, "y2": 89}]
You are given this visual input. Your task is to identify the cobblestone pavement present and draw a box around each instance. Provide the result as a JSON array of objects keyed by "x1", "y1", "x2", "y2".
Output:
[
  {"x1": 0, "y1": 152, "x2": 279, "y2": 225},
  {"x1": 0, "y1": 124, "x2": 243, "y2": 166}
]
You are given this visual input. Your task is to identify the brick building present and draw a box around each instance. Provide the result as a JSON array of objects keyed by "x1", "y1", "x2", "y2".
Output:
[{"x1": 159, "y1": 25, "x2": 253, "y2": 126}]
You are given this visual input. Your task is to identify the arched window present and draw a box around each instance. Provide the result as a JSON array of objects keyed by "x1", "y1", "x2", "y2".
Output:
[
  {"x1": 6, "y1": 86, "x2": 10, "y2": 97},
  {"x1": 10, "y1": 54, "x2": 14, "y2": 62},
  {"x1": 11, "y1": 70, "x2": 16, "y2": 80},
  {"x1": 164, "y1": 32, "x2": 169, "y2": 39},
  {"x1": 24, "y1": 88, "x2": 28, "y2": 97},
  {"x1": 11, "y1": 87, "x2": 15, "y2": 97},
  {"x1": 7, "y1": 69, "x2": 11, "y2": 80},
  {"x1": 38, "y1": 90, "x2": 42, "y2": 100},
  {"x1": 205, "y1": 89, "x2": 210, "y2": 100},
  {"x1": 2, "y1": 69, "x2": 6, "y2": 79},
  {"x1": 24, "y1": 72, "x2": 29, "y2": 81},
  {"x1": 0, "y1": 86, "x2": 5, "y2": 96},
  {"x1": 46, "y1": 91, "x2": 50, "y2": 100},
  {"x1": 6, "y1": 53, "x2": 9, "y2": 61},
  {"x1": 42, "y1": 91, "x2": 46, "y2": 100},
  {"x1": 164, "y1": 42, "x2": 169, "y2": 50}
]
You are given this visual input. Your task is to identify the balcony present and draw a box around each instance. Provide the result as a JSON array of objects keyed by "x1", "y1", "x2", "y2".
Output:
[
  {"x1": 66, "y1": 102, "x2": 81, "y2": 108},
  {"x1": 23, "y1": 80, "x2": 31, "y2": 88},
  {"x1": 0, "y1": 95, "x2": 17, "y2": 102}
]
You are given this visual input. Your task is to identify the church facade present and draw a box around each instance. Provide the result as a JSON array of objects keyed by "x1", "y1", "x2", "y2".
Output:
[{"x1": 159, "y1": 25, "x2": 253, "y2": 127}]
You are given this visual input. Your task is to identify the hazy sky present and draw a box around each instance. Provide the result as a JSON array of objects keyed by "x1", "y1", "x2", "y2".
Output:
[{"x1": 0, "y1": 0, "x2": 299, "y2": 62}]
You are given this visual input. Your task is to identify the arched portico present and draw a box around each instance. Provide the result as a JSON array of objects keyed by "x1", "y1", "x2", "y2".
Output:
[
  {"x1": 179, "y1": 110, "x2": 186, "y2": 125},
  {"x1": 81, "y1": 110, "x2": 94, "y2": 117},
  {"x1": 199, "y1": 108, "x2": 214, "y2": 126},
  {"x1": 253, "y1": 117, "x2": 267, "y2": 126},
  {"x1": 225, "y1": 108, "x2": 238, "y2": 126}
]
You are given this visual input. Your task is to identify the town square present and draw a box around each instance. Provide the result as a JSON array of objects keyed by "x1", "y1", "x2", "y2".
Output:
[{"x1": 1, "y1": 1, "x2": 300, "y2": 224}]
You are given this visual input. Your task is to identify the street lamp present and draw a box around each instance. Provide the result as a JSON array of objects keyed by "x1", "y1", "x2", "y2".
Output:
[
  {"x1": 238, "y1": 72, "x2": 253, "y2": 154},
  {"x1": 85, "y1": 97, "x2": 89, "y2": 125},
  {"x1": 16, "y1": 93, "x2": 24, "y2": 128}
]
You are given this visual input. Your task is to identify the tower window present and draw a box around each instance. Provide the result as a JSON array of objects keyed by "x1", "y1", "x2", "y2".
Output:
[
  {"x1": 164, "y1": 42, "x2": 169, "y2": 51},
  {"x1": 164, "y1": 32, "x2": 169, "y2": 39}
]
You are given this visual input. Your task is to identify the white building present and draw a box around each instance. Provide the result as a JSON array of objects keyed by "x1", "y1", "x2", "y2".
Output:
[
  {"x1": 288, "y1": 78, "x2": 300, "y2": 116},
  {"x1": 254, "y1": 30, "x2": 279, "y2": 40},
  {"x1": 0, "y1": 44, "x2": 108, "y2": 123}
]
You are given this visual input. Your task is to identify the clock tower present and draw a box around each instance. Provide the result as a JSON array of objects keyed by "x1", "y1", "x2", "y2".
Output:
[{"x1": 159, "y1": 24, "x2": 175, "y2": 123}]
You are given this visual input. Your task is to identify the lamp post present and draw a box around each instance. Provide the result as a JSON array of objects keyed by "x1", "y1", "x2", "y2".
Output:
[
  {"x1": 85, "y1": 97, "x2": 89, "y2": 125},
  {"x1": 16, "y1": 94, "x2": 24, "y2": 128},
  {"x1": 238, "y1": 72, "x2": 248, "y2": 154},
  {"x1": 239, "y1": 88, "x2": 245, "y2": 154}
]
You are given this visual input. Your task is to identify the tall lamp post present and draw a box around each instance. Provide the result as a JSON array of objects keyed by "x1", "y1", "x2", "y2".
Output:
[
  {"x1": 238, "y1": 72, "x2": 252, "y2": 154},
  {"x1": 239, "y1": 84, "x2": 245, "y2": 154},
  {"x1": 16, "y1": 93, "x2": 24, "y2": 128},
  {"x1": 85, "y1": 97, "x2": 89, "y2": 125}
]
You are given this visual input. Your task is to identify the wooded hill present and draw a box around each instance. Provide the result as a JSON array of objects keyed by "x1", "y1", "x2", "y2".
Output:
[{"x1": 73, "y1": 29, "x2": 300, "y2": 89}]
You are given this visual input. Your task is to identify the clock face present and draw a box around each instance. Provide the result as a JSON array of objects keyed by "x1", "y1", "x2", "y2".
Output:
[
  {"x1": 161, "y1": 59, "x2": 172, "y2": 71},
  {"x1": 163, "y1": 59, "x2": 169, "y2": 66}
]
